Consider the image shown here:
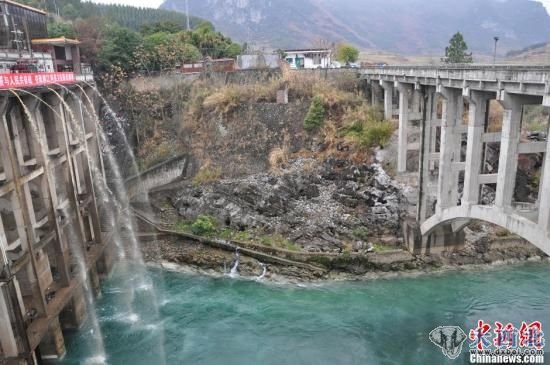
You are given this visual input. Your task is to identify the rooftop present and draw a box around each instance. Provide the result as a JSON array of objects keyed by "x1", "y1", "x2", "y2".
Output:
[
  {"x1": 0, "y1": 0, "x2": 46, "y2": 14},
  {"x1": 32, "y1": 37, "x2": 81, "y2": 46},
  {"x1": 283, "y1": 48, "x2": 332, "y2": 53}
]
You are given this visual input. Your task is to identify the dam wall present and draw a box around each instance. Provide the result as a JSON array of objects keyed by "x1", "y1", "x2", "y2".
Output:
[{"x1": 0, "y1": 84, "x2": 115, "y2": 364}]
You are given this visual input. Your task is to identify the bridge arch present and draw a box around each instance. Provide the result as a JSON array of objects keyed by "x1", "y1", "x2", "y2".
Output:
[{"x1": 421, "y1": 205, "x2": 550, "y2": 256}]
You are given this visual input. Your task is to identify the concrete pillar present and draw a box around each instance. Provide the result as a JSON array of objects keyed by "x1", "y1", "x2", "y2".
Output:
[
  {"x1": 0, "y1": 284, "x2": 18, "y2": 357},
  {"x1": 436, "y1": 87, "x2": 462, "y2": 214},
  {"x1": 397, "y1": 83, "x2": 412, "y2": 173},
  {"x1": 38, "y1": 316, "x2": 66, "y2": 362},
  {"x1": 96, "y1": 241, "x2": 116, "y2": 279},
  {"x1": 495, "y1": 93, "x2": 525, "y2": 209},
  {"x1": 59, "y1": 286, "x2": 87, "y2": 331},
  {"x1": 462, "y1": 90, "x2": 492, "y2": 205},
  {"x1": 418, "y1": 87, "x2": 435, "y2": 222},
  {"x1": 380, "y1": 81, "x2": 394, "y2": 120},
  {"x1": 89, "y1": 266, "x2": 101, "y2": 298},
  {"x1": 538, "y1": 108, "x2": 550, "y2": 229},
  {"x1": 370, "y1": 81, "x2": 383, "y2": 107}
]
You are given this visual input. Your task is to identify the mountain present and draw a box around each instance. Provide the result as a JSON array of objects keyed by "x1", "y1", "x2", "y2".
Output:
[
  {"x1": 504, "y1": 41, "x2": 550, "y2": 63},
  {"x1": 160, "y1": 0, "x2": 550, "y2": 55}
]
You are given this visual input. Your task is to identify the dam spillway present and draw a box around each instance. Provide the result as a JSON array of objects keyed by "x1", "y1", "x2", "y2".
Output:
[{"x1": 0, "y1": 82, "x2": 117, "y2": 364}]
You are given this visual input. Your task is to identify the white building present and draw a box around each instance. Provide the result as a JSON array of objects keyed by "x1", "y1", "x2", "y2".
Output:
[{"x1": 283, "y1": 48, "x2": 332, "y2": 69}]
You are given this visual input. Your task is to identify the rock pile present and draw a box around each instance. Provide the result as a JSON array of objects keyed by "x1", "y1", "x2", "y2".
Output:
[{"x1": 166, "y1": 158, "x2": 407, "y2": 252}]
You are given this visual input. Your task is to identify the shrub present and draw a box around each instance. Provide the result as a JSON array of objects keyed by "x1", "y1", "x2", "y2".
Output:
[
  {"x1": 191, "y1": 216, "x2": 217, "y2": 236},
  {"x1": 269, "y1": 147, "x2": 289, "y2": 171},
  {"x1": 304, "y1": 96, "x2": 326, "y2": 131},
  {"x1": 203, "y1": 86, "x2": 241, "y2": 114},
  {"x1": 358, "y1": 122, "x2": 394, "y2": 148},
  {"x1": 140, "y1": 142, "x2": 174, "y2": 169},
  {"x1": 495, "y1": 228, "x2": 511, "y2": 237},
  {"x1": 192, "y1": 165, "x2": 222, "y2": 186},
  {"x1": 342, "y1": 104, "x2": 395, "y2": 148},
  {"x1": 352, "y1": 227, "x2": 369, "y2": 241}
]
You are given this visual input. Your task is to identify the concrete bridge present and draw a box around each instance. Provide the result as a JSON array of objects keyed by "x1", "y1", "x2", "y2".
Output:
[{"x1": 362, "y1": 65, "x2": 550, "y2": 256}]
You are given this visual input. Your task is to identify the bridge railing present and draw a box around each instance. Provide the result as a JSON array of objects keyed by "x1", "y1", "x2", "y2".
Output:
[{"x1": 361, "y1": 64, "x2": 550, "y2": 83}]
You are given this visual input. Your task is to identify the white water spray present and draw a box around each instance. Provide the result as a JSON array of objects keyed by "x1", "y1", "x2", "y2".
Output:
[
  {"x1": 229, "y1": 248, "x2": 240, "y2": 278},
  {"x1": 9, "y1": 91, "x2": 107, "y2": 361},
  {"x1": 257, "y1": 262, "x2": 267, "y2": 281}
]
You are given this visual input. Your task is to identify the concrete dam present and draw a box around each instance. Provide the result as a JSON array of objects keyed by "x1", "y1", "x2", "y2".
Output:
[{"x1": 0, "y1": 81, "x2": 123, "y2": 363}]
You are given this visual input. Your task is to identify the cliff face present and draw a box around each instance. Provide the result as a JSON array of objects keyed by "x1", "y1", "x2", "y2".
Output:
[{"x1": 160, "y1": 0, "x2": 550, "y2": 54}]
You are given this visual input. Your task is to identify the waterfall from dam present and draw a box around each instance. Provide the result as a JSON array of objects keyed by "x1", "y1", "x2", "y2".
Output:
[
  {"x1": 10, "y1": 91, "x2": 107, "y2": 362},
  {"x1": 9, "y1": 85, "x2": 168, "y2": 363},
  {"x1": 75, "y1": 86, "x2": 167, "y2": 365}
]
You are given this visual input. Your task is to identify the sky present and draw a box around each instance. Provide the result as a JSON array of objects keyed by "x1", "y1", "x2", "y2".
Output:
[{"x1": 88, "y1": 0, "x2": 550, "y2": 12}]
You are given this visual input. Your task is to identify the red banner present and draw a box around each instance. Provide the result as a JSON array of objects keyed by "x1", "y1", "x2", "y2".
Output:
[{"x1": 0, "y1": 72, "x2": 76, "y2": 89}]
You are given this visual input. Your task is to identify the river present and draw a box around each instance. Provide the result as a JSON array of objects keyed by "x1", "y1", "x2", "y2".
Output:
[{"x1": 59, "y1": 262, "x2": 550, "y2": 365}]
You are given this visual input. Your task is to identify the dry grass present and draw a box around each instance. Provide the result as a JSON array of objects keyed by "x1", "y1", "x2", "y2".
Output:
[
  {"x1": 268, "y1": 131, "x2": 291, "y2": 172},
  {"x1": 192, "y1": 163, "x2": 223, "y2": 186},
  {"x1": 487, "y1": 100, "x2": 504, "y2": 132},
  {"x1": 269, "y1": 147, "x2": 289, "y2": 172}
]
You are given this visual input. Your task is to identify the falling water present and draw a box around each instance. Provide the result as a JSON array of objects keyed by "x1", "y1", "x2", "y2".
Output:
[
  {"x1": 59, "y1": 85, "x2": 168, "y2": 365},
  {"x1": 257, "y1": 262, "x2": 267, "y2": 281},
  {"x1": 61, "y1": 206, "x2": 107, "y2": 364},
  {"x1": 9, "y1": 91, "x2": 107, "y2": 362},
  {"x1": 229, "y1": 248, "x2": 240, "y2": 278}
]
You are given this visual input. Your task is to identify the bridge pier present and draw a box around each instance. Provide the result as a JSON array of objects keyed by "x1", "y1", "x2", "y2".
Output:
[
  {"x1": 363, "y1": 65, "x2": 550, "y2": 256},
  {"x1": 436, "y1": 87, "x2": 462, "y2": 214},
  {"x1": 538, "y1": 111, "x2": 550, "y2": 230},
  {"x1": 380, "y1": 80, "x2": 394, "y2": 120},
  {"x1": 397, "y1": 83, "x2": 412, "y2": 173},
  {"x1": 462, "y1": 90, "x2": 492, "y2": 206},
  {"x1": 495, "y1": 93, "x2": 540, "y2": 209},
  {"x1": 370, "y1": 81, "x2": 383, "y2": 107}
]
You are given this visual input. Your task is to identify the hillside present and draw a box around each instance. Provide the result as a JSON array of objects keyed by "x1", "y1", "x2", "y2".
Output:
[
  {"x1": 160, "y1": 0, "x2": 550, "y2": 55},
  {"x1": 18, "y1": 0, "x2": 207, "y2": 31},
  {"x1": 504, "y1": 42, "x2": 550, "y2": 64}
]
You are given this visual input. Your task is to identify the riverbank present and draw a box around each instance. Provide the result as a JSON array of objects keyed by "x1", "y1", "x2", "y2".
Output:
[{"x1": 139, "y1": 232, "x2": 549, "y2": 283}]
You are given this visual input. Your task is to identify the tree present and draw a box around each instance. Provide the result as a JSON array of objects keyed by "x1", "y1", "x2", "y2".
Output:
[
  {"x1": 446, "y1": 32, "x2": 473, "y2": 63},
  {"x1": 304, "y1": 96, "x2": 326, "y2": 131},
  {"x1": 336, "y1": 43, "x2": 359, "y2": 65},
  {"x1": 48, "y1": 22, "x2": 76, "y2": 38},
  {"x1": 74, "y1": 17, "x2": 105, "y2": 66},
  {"x1": 61, "y1": 4, "x2": 78, "y2": 19},
  {"x1": 141, "y1": 21, "x2": 185, "y2": 36},
  {"x1": 98, "y1": 25, "x2": 143, "y2": 73}
]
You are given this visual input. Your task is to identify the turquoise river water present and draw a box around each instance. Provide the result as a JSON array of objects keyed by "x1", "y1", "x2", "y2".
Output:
[{"x1": 59, "y1": 262, "x2": 550, "y2": 365}]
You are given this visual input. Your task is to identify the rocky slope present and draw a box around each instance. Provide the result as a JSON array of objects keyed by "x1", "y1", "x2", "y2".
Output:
[
  {"x1": 151, "y1": 158, "x2": 406, "y2": 252},
  {"x1": 160, "y1": 0, "x2": 550, "y2": 54}
]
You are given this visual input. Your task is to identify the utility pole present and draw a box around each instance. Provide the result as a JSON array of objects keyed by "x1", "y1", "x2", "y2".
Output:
[
  {"x1": 493, "y1": 36, "x2": 499, "y2": 66},
  {"x1": 185, "y1": 0, "x2": 190, "y2": 30}
]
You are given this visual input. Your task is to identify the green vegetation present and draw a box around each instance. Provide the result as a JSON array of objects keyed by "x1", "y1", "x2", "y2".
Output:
[
  {"x1": 352, "y1": 227, "x2": 369, "y2": 241},
  {"x1": 19, "y1": 0, "x2": 206, "y2": 31},
  {"x1": 99, "y1": 25, "x2": 143, "y2": 71},
  {"x1": 172, "y1": 219, "x2": 300, "y2": 251},
  {"x1": 191, "y1": 216, "x2": 217, "y2": 236},
  {"x1": 342, "y1": 105, "x2": 395, "y2": 148},
  {"x1": 335, "y1": 43, "x2": 360, "y2": 65},
  {"x1": 495, "y1": 228, "x2": 512, "y2": 238},
  {"x1": 48, "y1": 21, "x2": 76, "y2": 38},
  {"x1": 304, "y1": 96, "x2": 326, "y2": 131},
  {"x1": 445, "y1": 32, "x2": 473, "y2": 63},
  {"x1": 373, "y1": 243, "x2": 394, "y2": 253},
  {"x1": 21, "y1": 0, "x2": 240, "y2": 74}
]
